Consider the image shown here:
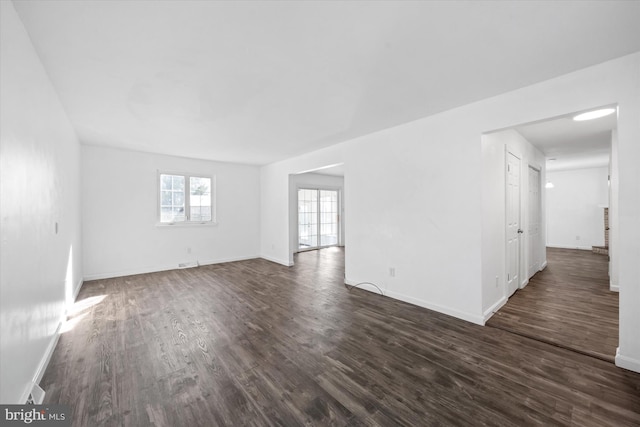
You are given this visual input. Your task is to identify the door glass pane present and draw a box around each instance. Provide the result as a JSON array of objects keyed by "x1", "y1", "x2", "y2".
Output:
[
  {"x1": 320, "y1": 190, "x2": 338, "y2": 247},
  {"x1": 298, "y1": 188, "x2": 318, "y2": 249}
]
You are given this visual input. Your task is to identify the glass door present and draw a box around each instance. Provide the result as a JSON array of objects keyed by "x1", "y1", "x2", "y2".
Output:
[{"x1": 298, "y1": 188, "x2": 339, "y2": 251}]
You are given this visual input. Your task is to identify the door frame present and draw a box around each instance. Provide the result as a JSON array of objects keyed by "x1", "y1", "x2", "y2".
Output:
[{"x1": 527, "y1": 164, "x2": 543, "y2": 280}]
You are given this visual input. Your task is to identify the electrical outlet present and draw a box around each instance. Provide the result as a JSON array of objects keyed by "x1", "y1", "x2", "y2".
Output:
[
  {"x1": 576, "y1": 235, "x2": 581, "y2": 240},
  {"x1": 389, "y1": 267, "x2": 396, "y2": 277},
  {"x1": 495, "y1": 276, "x2": 499, "y2": 288}
]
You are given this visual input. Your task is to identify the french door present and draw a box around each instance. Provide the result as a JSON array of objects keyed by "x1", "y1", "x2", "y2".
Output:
[{"x1": 298, "y1": 188, "x2": 339, "y2": 251}]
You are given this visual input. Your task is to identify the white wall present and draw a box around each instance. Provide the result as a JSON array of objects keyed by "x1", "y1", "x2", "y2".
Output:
[
  {"x1": 260, "y1": 52, "x2": 640, "y2": 372},
  {"x1": 82, "y1": 146, "x2": 260, "y2": 279},
  {"x1": 289, "y1": 173, "x2": 345, "y2": 257},
  {"x1": 481, "y1": 129, "x2": 546, "y2": 319},
  {"x1": 546, "y1": 167, "x2": 609, "y2": 250},
  {"x1": 0, "y1": 2, "x2": 83, "y2": 403}
]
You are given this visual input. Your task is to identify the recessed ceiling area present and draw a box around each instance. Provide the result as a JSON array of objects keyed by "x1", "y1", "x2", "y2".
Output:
[
  {"x1": 12, "y1": 1, "x2": 640, "y2": 165},
  {"x1": 306, "y1": 164, "x2": 345, "y2": 177},
  {"x1": 515, "y1": 108, "x2": 617, "y2": 171}
]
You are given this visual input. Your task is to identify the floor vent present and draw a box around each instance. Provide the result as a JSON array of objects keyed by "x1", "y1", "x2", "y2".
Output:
[
  {"x1": 26, "y1": 383, "x2": 45, "y2": 404},
  {"x1": 178, "y1": 261, "x2": 199, "y2": 269}
]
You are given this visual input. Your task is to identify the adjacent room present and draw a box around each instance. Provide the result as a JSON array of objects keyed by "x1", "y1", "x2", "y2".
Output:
[
  {"x1": 2, "y1": 1, "x2": 640, "y2": 425},
  {"x1": 485, "y1": 109, "x2": 620, "y2": 362}
]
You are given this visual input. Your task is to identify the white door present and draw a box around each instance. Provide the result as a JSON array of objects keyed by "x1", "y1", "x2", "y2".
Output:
[
  {"x1": 528, "y1": 166, "x2": 541, "y2": 278},
  {"x1": 506, "y1": 152, "x2": 521, "y2": 297}
]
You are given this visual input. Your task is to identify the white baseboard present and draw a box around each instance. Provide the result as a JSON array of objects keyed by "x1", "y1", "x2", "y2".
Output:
[
  {"x1": 483, "y1": 296, "x2": 507, "y2": 324},
  {"x1": 546, "y1": 245, "x2": 593, "y2": 251},
  {"x1": 615, "y1": 348, "x2": 640, "y2": 373},
  {"x1": 84, "y1": 255, "x2": 260, "y2": 281},
  {"x1": 17, "y1": 320, "x2": 62, "y2": 404},
  {"x1": 540, "y1": 260, "x2": 548, "y2": 270},
  {"x1": 610, "y1": 280, "x2": 619, "y2": 292},
  {"x1": 72, "y1": 278, "x2": 83, "y2": 302},
  {"x1": 260, "y1": 254, "x2": 294, "y2": 267},
  {"x1": 199, "y1": 255, "x2": 259, "y2": 267},
  {"x1": 18, "y1": 277, "x2": 85, "y2": 404},
  {"x1": 344, "y1": 278, "x2": 484, "y2": 326}
]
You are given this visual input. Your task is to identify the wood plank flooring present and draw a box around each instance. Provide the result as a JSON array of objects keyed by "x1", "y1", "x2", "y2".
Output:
[
  {"x1": 487, "y1": 247, "x2": 618, "y2": 362},
  {"x1": 41, "y1": 247, "x2": 640, "y2": 426}
]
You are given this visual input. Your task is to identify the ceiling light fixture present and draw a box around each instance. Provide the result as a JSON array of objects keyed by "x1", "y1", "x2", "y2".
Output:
[
  {"x1": 573, "y1": 108, "x2": 616, "y2": 121},
  {"x1": 545, "y1": 181, "x2": 554, "y2": 189}
]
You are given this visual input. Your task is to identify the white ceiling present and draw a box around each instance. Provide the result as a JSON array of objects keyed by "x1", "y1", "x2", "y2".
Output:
[
  {"x1": 12, "y1": 1, "x2": 640, "y2": 165},
  {"x1": 515, "y1": 109, "x2": 617, "y2": 171}
]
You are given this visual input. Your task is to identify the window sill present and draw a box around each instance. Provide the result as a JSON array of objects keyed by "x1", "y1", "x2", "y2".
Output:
[{"x1": 156, "y1": 221, "x2": 218, "y2": 228}]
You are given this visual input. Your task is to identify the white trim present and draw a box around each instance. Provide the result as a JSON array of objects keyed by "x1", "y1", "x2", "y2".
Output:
[
  {"x1": 33, "y1": 322, "x2": 62, "y2": 385},
  {"x1": 344, "y1": 278, "x2": 484, "y2": 325},
  {"x1": 18, "y1": 277, "x2": 83, "y2": 404},
  {"x1": 546, "y1": 244, "x2": 593, "y2": 251},
  {"x1": 610, "y1": 282, "x2": 619, "y2": 292},
  {"x1": 72, "y1": 278, "x2": 84, "y2": 304},
  {"x1": 384, "y1": 289, "x2": 485, "y2": 325},
  {"x1": 483, "y1": 296, "x2": 508, "y2": 324},
  {"x1": 520, "y1": 278, "x2": 529, "y2": 289},
  {"x1": 84, "y1": 255, "x2": 260, "y2": 281},
  {"x1": 260, "y1": 254, "x2": 294, "y2": 267},
  {"x1": 540, "y1": 260, "x2": 548, "y2": 270},
  {"x1": 615, "y1": 348, "x2": 640, "y2": 373},
  {"x1": 18, "y1": 321, "x2": 62, "y2": 404}
]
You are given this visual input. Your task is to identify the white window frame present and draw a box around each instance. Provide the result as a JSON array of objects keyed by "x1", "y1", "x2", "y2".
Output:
[{"x1": 157, "y1": 171, "x2": 217, "y2": 226}]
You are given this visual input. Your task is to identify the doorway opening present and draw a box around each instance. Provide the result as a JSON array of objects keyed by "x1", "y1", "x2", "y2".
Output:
[
  {"x1": 288, "y1": 163, "x2": 345, "y2": 265},
  {"x1": 486, "y1": 105, "x2": 619, "y2": 362}
]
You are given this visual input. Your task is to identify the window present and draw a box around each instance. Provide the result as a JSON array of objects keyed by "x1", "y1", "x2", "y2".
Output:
[{"x1": 159, "y1": 173, "x2": 214, "y2": 224}]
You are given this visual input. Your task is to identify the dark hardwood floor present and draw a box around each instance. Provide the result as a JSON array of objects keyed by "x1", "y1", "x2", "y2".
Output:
[
  {"x1": 487, "y1": 247, "x2": 618, "y2": 362},
  {"x1": 41, "y1": 247, "x2": 640, "y2": 426}
]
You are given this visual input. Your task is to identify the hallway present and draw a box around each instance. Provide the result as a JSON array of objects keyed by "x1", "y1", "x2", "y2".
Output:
[{"x1": 487, "y1": 247, "x2": 617, "y2": 362}]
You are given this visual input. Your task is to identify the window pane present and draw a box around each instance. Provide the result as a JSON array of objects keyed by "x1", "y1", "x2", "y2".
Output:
[
  {"x1": 172, "y1": 207, "x2": 185, "y2": 222},
  {"x1": 161, "y1": 175, "x2": 173, "y2": 190},
  {"x1": 159, "y1": 174, "x2": 185, "y2": 223},
  {"x1": 160, "y1": 207, "x2": 173, "y2": 222},
  {"x1": 161, "y1": 190, "x2": 172, "y2": 206},
  {"x1": 189, "y1": 176, "x2": 212, "y2": 221},
  {"x1": 173, "y1": 191, "x2": 185, "y2": 206},
  {"x1": 173, "y1": 176, "x2": 185, "y2": 191}
]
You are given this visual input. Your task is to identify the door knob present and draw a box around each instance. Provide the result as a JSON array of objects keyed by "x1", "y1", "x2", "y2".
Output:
[{"x1": 517, "y1": 229, "x2": 524, "y2": 234}]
